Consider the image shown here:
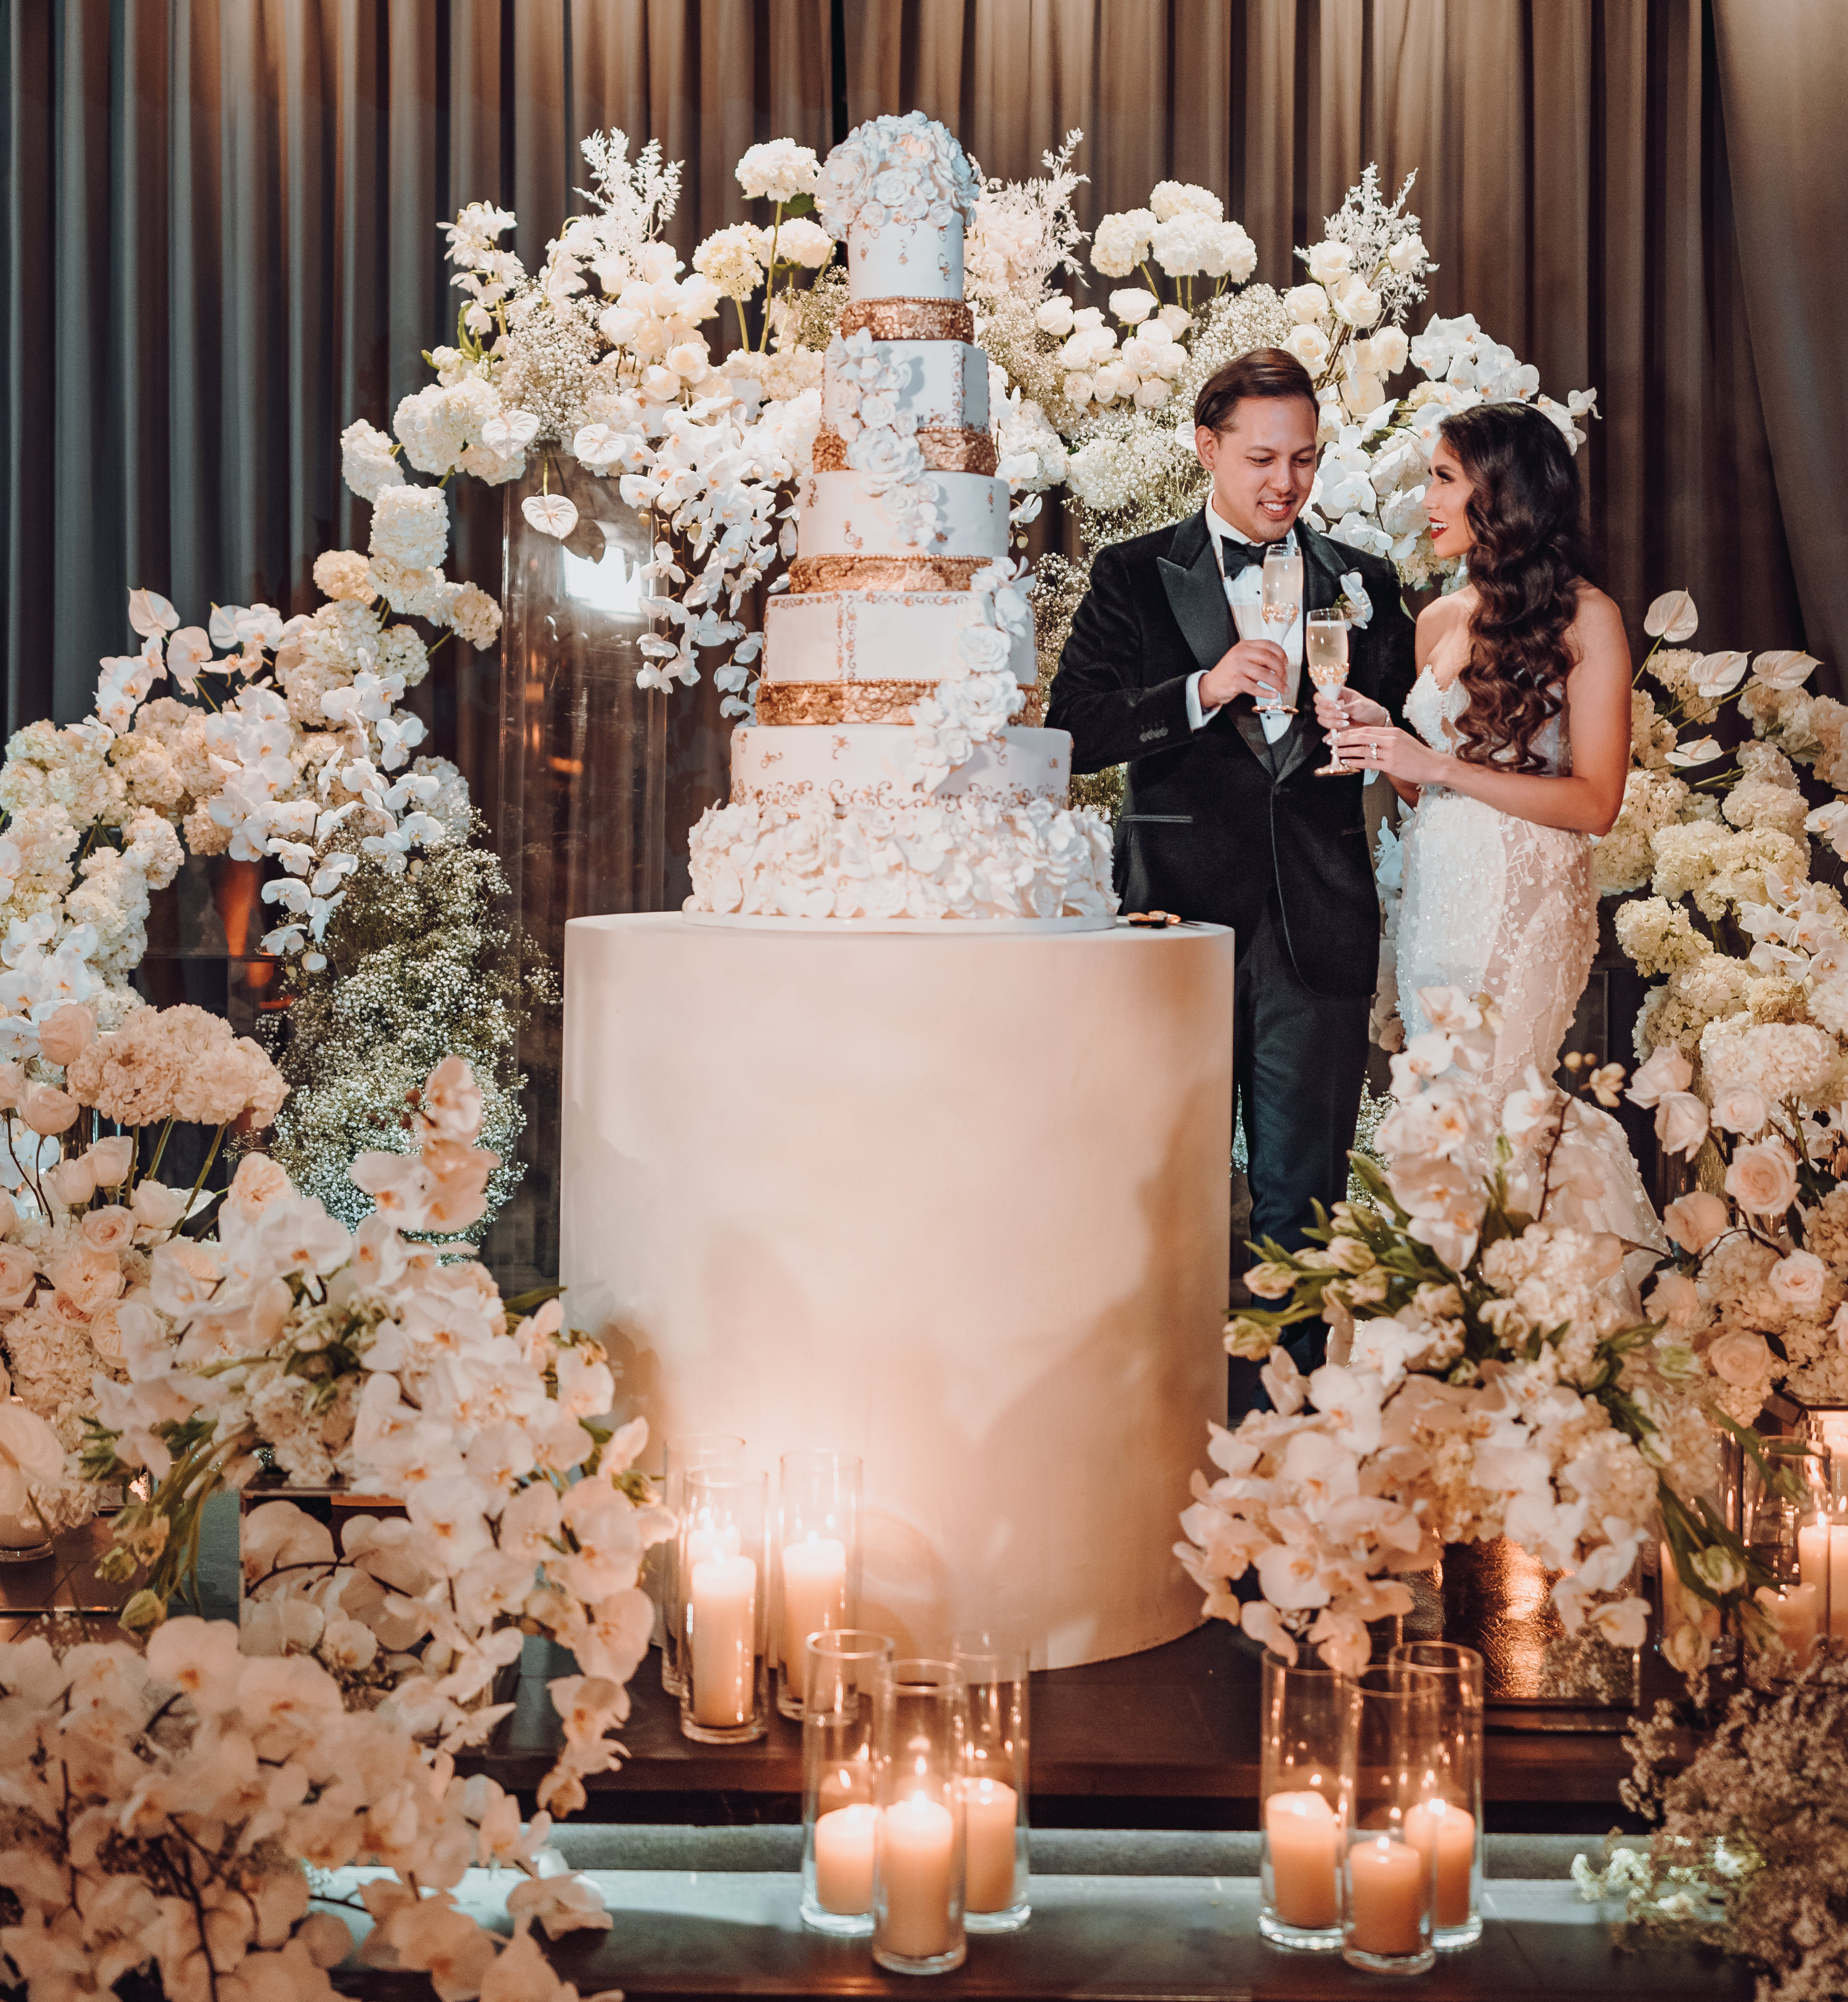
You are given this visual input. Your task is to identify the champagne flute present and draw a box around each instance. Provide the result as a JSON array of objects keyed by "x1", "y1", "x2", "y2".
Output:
[
  {"x1": 1307, "y1": 612, "x2": 1353, "y2": 775},
  {"x1": 1231, "y1": 595, "x2": 1291, "y2": 716},
  {"x1": 1259, "y1": 544, "x2": 1303, "y2": 721}
]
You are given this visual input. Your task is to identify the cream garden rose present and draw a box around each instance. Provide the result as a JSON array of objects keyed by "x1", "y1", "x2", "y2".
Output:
[{"x1": 1725, "y1": 1138, "x2": 1799, "y2": 1217}]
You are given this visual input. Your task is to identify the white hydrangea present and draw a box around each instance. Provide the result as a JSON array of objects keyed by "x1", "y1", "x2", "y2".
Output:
[
  {"x1": 367, "y1": 485, "x2": 449, "y2": 571},
  {"x1": 339, "y1": 419, "x2": 402, "y2": 503},
  {"x1": 692, "y1": 223, "x2": 769, "y2": 301},
  {"x1": 774, "y1": 216, "x2": 834, "y2": 268},
  {"x1": 391, "y1": 376, "x2": 501, "y2": 478},
  {"x1": 1090, "y1": 208, "x2": 1156, "y2": 278},
  {"x1": 735, "y1": 139, "x2": 820, "y2": 203},
  {"x1": 1149, "y1": 180, "x2": 1222, "y2": 223}
]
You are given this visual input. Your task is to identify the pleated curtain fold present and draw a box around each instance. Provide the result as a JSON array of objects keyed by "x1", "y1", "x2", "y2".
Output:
[
  {"x1": 845, "y1": 0, "x2": 1821, "y2": 678},
  {"x1": 0, "y1": 0, "x2": 1836, "y2": 772}
]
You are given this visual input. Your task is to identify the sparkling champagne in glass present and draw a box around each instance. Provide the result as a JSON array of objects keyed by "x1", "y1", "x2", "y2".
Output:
[
  {"x1": 1231, "y1": 596, "x2": 1289, "y2": 716},
  {"x1": 1260, "y1": 545, "x2": 1303, "y2": 720},
  {"x1": 1307, "y1": 613, "x2": 1352, "y2": 776}
]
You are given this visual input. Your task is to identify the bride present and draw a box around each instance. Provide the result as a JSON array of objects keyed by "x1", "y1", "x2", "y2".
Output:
[{"x1": 1318, "y1": 400, "x2": 1663, "y2": 1263}]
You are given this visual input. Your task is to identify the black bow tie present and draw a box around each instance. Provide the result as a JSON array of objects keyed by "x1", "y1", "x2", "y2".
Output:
[{"x1": 1218, "y1": 535, "x2": 1282, "y2": 578}]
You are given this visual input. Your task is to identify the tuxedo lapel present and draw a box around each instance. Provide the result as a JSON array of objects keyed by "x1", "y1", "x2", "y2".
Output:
[
  {"x1": 1272, "y1": 526, "x2": 1340, "y2": 786},
  {"x1": 1157, "y1": 511, "x2": 1277, "y2": 774},
  {"x1": 1157, "y1": 512, "x2": 1227, "y2": 672}
]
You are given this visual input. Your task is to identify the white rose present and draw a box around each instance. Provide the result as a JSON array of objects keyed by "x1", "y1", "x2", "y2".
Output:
[
  {"x1": 1370, "y1": 326, "x2": 1410, "y2": 374},
  {"x1": 956, "y1": 626, "x2": 1014, "y2": 673},
  {"x1": 1283, "y1": 324, "x2": 1330, "y2": 372},
  {"x1": 1109, "y1": 287, "x2": 1157, "y2": 324},
  {"x1": 1386, "y1": 234, "x2": 1426, "y2": 274},
  {"x1": 1725, "y1": 1138, "x2": 1799, "y2": 1216},
  {"x1": 1063, "y1": 372, "x2": 1094, "y2": 406},
  {"x1": 1769, "y1": 1249, "x2": 1827, "y2": 1311},
  {"x1": 1036, "y1": 296, "x2": 1076, "y2": 337},
  {"x1": 1663, "y1": 1190, "x2": 1730, "y2": 1252},
  {"x1": 1333, "y1": 278, "x2": 1382, "y2": 329},
  {"x1": 1655, "y1": 1091, "x2": 1709, "y2": 1158},
  {"x1": 1306, "y1": 240, "x2": 1352, "y2": 285},
  {"x1": 1707, "y1": 1329, "x2": 1772, "y2": 1390},
  {"x1": 1645, "y1": 1271, "x2": 1700, "y2": 1326},
  {"x1": 1157, "y1": 304, "x2": 1192, "y2": 337},
  {"x1": 1707, "y1": 1080, "x2": 1769, "y2": 1135}
]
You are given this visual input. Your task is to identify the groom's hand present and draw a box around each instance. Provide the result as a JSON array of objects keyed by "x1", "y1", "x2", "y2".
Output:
[{"x1": 1200, "y1": 638, "x2": 1291, "y2": 711}]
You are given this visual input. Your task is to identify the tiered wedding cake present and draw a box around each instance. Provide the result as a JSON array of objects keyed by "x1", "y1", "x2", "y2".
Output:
[
  {"x1": 562, "y1": 117, "x2": 1230, "y2": 1671},
  {"x1": 685, "y1": 113, "x2": 1116, "y2": 925}
]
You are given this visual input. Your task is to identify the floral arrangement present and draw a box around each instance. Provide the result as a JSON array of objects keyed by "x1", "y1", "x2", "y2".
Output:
[
  {"x1": 1177, "y1": 986, "x2": 1783, "y2": 1682},
  {"x1": 0, "y1": 997, "x2": 286, "y2": 1515},
  {"x1": 0, "y1": 576, "x2": 533, "y2": 1238},
  {"x1": 81, "y1": 1055, "x2": 667, "y2": 1816},
  {"x1": 0, "y1": 1615, "x2": 625, "y2": 2002},
  {"x1": 1590, "y1": 591, "x2": 1848, "y2": 1416},
  {"x1": 1573, "y1": 1650, "x2": 1848, "y2": 2002}
]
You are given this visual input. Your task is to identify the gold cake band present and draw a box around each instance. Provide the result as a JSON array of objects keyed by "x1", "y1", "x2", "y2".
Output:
[
  {"x1": 757, "y1": 680, "x2": 939, "y2": 725},
  {"x1": 837, "y1": 298, "x2": 976, "y2": 342},
  {"x1": 755, "y1": 681, "x2": 1048, "y2": 727},
  {"x1": 812, "y1": 426, "x2": 998, "y2": 476},
  {"x1": 788, "y1": 555, "x2": 993, "y2": 594}
]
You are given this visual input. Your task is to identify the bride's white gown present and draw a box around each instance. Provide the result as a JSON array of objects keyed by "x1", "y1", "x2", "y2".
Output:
[{"x1": 1395, "y1": 625, "x2": 1666, "y2": 1266}]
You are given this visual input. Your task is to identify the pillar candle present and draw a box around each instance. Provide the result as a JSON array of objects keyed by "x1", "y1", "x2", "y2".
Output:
[
  {"x1": 1347, "y1": 1836, "x2": 1428, "y2": 1958},
  {"x1": 962, "y1": 1777, "x2": 1018, "y2": 1912},
  {"x1": 1832, "y1": 1524, "x2": 1848, "y2": 1640},
  {"x1": 877, "y1": 1795, "x2": 956, "y2": 1959},
  {"x1": 813, "y1": 1803, "x2": 878, "y2": 1914},
  {"x1": 1798, "y1": 1520, "x2": 1829, "y2": 1595},
  {"x1": 1404, "y1": 1800, "x2": 1475, "y2": 1927},
  {"x1": 689, "y1": 1552, "x2": 757, "y2": 1728},
  {"x1": 1264, "y1": 1790, "x2": 1340, "y2": 1929},
  {"x1": 1759, "y1": 1583, "x2": 1820, "y2": 1668},
  {"x1": 780, "y1": 1534, "x2": 847, "y2": 1681}
]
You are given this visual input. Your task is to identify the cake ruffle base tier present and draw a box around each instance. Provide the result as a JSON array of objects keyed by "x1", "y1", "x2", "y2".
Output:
[{"x1": 560, "y1": 914, "x2": 1235, "y2": 1666}]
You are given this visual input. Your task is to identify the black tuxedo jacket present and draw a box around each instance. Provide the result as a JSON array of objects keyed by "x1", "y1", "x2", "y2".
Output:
[{"x1": 1047, "y1": 511, "x2": 1416, "y2": 997}]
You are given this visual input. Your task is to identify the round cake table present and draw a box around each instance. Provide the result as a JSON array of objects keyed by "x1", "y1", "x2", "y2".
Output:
[{"x1": 559, "y1": 913, "x2": 1235, "y2": 1667}]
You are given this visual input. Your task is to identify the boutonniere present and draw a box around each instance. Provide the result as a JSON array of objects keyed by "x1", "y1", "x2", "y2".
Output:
[{"x1": 1337, "y1": 570, "x2": 1373, "y2": 630}]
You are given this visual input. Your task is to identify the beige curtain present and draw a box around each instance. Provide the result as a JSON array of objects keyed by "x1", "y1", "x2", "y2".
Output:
[{"x1": 846, "y1": 0, "x2": 1821, "y2": 677}]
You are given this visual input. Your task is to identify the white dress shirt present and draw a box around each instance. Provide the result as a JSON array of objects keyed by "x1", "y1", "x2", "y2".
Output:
[{"x1": 1185, "y1": 498, "x2": 1303, "y2": 744}]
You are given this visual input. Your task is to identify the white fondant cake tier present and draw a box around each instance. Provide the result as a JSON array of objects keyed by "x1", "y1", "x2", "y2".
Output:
[
  {"x1": 798, "y1": 469, "x2": 1009, "y2": 561},
  {"x1": 823, "y1": 338, "x2": 989, "y2": 432},
  {"x1": 731, "y1": 722, "x2": 1068, "y2": 807},
  {"x1": 560, "y1": 915, "x2": 1233, "y2": 1665},
  {"x1": 846, "y1": 216, "x2": 963, "y2": 300},
  {"x1": 687, "y1": 789, "x2": 1113, "y2": 921},
  {"x1": 763, "y1": 591, "x2": 1036, "y2": 687}
]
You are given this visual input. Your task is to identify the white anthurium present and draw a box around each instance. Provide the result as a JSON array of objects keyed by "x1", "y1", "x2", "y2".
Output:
[
  {"x1": 482, "y1": 407, "x2": 540, "y2": 453},
  {"x1": 573, "y1": 423, "x2": 627, "y2": 468},
  {"x1": 1665, "y1": 736, "x2": 1724, "y2": 766},
  {"x1": 1752, "y1": 648, "x2": 1821, "y2": 690},
  {"x1": 1643, "y1": 589, "x2": 1699, "y2": 641},
  {"x1": 522, "y1": 492, "x2": 579, "y2": 539},
  {"x1": 127, "y1": 587, "x2": 179, "y2": 637},
  {"x1": 1692, "y1": 651, "x2": 1749, "y2": 698}
]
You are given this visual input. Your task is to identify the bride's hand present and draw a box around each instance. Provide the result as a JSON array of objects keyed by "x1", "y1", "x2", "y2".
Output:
[
  {"x1": 1333, "y1": 722, "x2": 1444, "y2": 786},
  {"x1": 1318, "y1": 689, "x2": 1390, "y2": 732}
]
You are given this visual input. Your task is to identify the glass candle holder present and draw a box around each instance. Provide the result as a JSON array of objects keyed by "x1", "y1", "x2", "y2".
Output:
[
  {"x1": 660, "y1": 1433, "x2": 746, "y2": 1698},
  {"x1": 1340, "y1": 1664, "x2": 1441, "y2": 1976},
  {"x1": 1389, "y1": 1641, "x2": 1484, "y2": 1950},
  {"x1": 1798, "y1": 1501, "x2": 1846, "y2": 1642},
  {"x1": 871, "y1": 1658, "x2": 968, "y2": 1976},
  {"x1": 953, "y1": 1629, "x2": 1030, "y2": 1933},
  {"x1": 776, "y1": 1450, "x2": 863, "y2": 1719},
  {"x1": 800, "y1": 1629, "x2": 896, "y2": 1936},
  {"x1": 1257, "y1": 1650, "x2": 1346, "y2": 1951},
  {"x1": 677, "y1": 1468, "x2": 767, "y2": 1744}
]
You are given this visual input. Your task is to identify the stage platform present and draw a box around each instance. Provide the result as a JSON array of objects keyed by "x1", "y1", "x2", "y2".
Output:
[{"x1": 465, "y1": 1621, "x2": 1678, "y2": 1833}]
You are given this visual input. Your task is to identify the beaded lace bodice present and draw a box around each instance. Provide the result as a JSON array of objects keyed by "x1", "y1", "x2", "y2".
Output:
[{"x1": 1394, "y1": 618, "x2": 1665, "y2": 1273}]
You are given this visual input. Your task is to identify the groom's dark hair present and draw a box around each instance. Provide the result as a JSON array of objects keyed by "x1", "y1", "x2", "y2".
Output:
[{"x1": 1194, "y1": 349, "x2": 1318, "y2": 435}]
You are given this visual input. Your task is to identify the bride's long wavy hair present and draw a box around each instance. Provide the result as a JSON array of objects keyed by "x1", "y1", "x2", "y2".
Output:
[{"x1": 1439, "y1": 403, "x2": 1589, "y2": 774}]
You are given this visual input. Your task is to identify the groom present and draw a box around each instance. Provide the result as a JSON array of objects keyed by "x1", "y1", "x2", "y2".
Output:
[{"x1": 1048, "y1": 350, "x2": 1415, "y2": 1362}]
